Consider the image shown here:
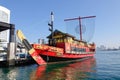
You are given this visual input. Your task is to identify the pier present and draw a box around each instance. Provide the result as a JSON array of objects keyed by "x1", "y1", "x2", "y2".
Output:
[
  {"x1": 0, "y1": 6, "x2": 35, "y2": 67},
  {"x1": 0, "y1": 22, "x2": 16, "y2": 66},
  {"x1": 0, "y1": 22, "x2": 34, "y2": 66}
]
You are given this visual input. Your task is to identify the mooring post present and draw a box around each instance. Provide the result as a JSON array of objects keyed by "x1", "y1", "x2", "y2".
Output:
[{"x1": 7, "y1": 24, "x2": 16, "y2": 66}]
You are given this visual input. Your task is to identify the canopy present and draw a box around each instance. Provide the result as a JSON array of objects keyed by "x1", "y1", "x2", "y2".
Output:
[{"x1": 0, "y1": 22, "x2": 10, "y2": 32}]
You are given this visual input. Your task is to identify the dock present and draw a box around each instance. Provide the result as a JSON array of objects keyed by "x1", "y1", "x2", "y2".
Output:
[{"x1": 0, "y1": 22, "x2": 35, "y2": 67}]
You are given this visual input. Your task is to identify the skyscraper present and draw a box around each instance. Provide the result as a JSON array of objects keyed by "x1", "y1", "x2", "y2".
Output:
[{"x1": 0, "y1": 6, "x2": 10, "y2": 47}]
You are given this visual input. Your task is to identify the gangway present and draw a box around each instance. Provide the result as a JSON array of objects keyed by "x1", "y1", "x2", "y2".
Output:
[{"x1": 16, "y1": 30, "x2": 46, "y2": 65}]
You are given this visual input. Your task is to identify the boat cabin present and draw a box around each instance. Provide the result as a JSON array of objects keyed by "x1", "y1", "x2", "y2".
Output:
[{"x1": 47, "y1": 29, "x2": 86, "y2": 46}]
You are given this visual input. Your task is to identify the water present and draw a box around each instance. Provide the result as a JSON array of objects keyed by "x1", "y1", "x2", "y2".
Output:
[{"x1": 0, "y1": 50, "x2": 120, "y2": 80}]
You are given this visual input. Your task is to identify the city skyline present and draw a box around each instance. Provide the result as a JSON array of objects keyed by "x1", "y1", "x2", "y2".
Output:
[{"x1": 0, "y1": 0, "x2": 120, "y2": 48}]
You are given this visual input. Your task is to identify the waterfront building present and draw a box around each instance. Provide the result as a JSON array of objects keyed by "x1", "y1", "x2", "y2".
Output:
[{"x1": 0, "y1": 6, "x2": 10, "y2": 48}]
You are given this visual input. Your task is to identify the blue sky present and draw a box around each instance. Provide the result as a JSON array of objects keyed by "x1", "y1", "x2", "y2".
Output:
[{"x1": 0, "y1": 0, "x2": 120, "y2": 48}]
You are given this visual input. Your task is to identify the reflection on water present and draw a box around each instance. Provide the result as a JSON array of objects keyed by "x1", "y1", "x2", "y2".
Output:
[
  {"x1": 0, "y1": 67, "x2": 18, "y2": 80},
  {"x1": 30, "y1": 57, "x2": 96, "y2": 80},
  {"x1": 1, "y1": 51, "x2": 120, "y2": 80}
]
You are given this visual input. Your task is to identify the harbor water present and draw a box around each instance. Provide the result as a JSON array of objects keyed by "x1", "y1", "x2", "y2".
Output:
[{"x1": 0, "y1": 50, "x2": 120, "y2": 80}]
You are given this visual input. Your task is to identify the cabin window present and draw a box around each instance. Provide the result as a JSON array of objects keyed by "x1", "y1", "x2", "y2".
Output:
[
  {"x1": 80, "y1": 42, "x2": 84, "y2": 46},
  {"x1": 64, "y1": 38, "x2": 67, "y2": 42},
  {"x1": 67, "y1": 37, "x2": 73, "y2": 43},
  {"x1": 71, "y1": 47, "x2": 86, "y2": 52},
  {"x1": 56, "y1": 39, "x2": 60, "y2": 43},
  {"x1": 56, "y1": 38, "x2": 64, "y2": 43}
]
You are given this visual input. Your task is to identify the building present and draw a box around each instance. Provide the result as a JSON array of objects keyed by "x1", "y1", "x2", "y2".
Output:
[{"x1": 0, "y1": 6, "x2": 10, "y2": 47}]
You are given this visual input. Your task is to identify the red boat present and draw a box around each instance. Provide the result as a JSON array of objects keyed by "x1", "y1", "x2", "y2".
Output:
[
  {"x1": 32, "y1": 29, "x2": 95, "y2": 62},
  {"x1": 17, "y1": 12, "x2": 96, "y2": 65}
]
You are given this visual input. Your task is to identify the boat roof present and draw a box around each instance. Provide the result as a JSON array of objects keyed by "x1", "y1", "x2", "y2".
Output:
[
  {"x1": 47, "y1": 29, "x2": 75, "y2": 38},
  {"x1": 74, "y1": 38, "x2": 86, "y2": 43},
  {"x1": 47, "y1": 29, "x2": 87, "y2": 43}
]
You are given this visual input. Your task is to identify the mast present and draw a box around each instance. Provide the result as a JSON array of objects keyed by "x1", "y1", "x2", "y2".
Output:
[
  {"x1": 48, "y1": 12, "x2": 54, "y2": 46},
  {"x1": 79, "y1": 17, "x2": 82, "y2": 41},
  {"x1": 64, "y1": 16, "x2": 96, "y2": 41}
]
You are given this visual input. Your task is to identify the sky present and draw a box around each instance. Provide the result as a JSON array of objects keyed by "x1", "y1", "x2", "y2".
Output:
[{"x1": 0, "y1": 0, "x2": 120, "y2": 48}]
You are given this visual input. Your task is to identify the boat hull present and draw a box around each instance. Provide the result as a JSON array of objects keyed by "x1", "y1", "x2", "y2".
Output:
[{"x1": 40, "y1": 53, "x2": 94, "y2": 62}]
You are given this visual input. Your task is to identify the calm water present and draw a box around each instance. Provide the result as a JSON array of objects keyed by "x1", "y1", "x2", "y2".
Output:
[{"x1": 0, "y1": 50, "x2": 120, "y2": 80}]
